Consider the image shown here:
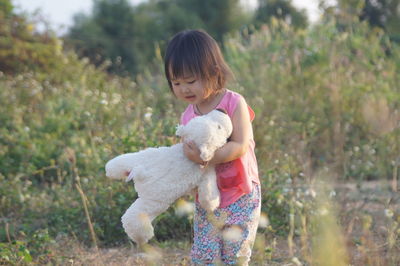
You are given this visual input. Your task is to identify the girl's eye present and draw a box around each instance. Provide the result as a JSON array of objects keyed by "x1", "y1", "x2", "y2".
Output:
[
  {"x1": 173, "y1": 82, "x2": 180, "y2": 86},
  {"x1": 188, "y1": 80, "x2": 196, "y2": 84}
]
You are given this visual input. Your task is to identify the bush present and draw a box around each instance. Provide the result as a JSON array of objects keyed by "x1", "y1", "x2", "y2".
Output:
[
  {"x1": 0, "y1": 0, "x2": 63, "y2": 74},
  {"x1": 0, "y1": 6, "x2": 399, "y2": 262}
]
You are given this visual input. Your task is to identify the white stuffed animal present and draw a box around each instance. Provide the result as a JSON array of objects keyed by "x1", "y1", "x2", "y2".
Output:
[{"x1": 105, "y1": 109, "x2": 232, "y2": 244}]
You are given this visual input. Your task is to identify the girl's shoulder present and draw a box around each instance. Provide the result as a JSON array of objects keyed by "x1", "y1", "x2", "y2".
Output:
[
  {"x1": 218, "y1": 89, "x2": 255, "y2": 122},
  {"x1": 180, "y1": 89, "x2": 251, "y2": 124},
  {"x1": 223, "y1": 89, "x2": 243, "y2": 99},
  {"x1": 217, "y1": 89, "x2": 244, "y2": 118}
]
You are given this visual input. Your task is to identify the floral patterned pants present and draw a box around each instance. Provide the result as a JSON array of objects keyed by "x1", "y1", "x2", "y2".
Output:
[{"x1": 191, "y1": 183, "x2": 261, "y2": 265}]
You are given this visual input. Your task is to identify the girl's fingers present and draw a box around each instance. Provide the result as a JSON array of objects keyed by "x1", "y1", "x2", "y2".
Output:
[
  {"x1": 188, "y1": 141, "x2": 194, "y2": 149},
  {"x1": 185, "y1": 141, "x2": 194, "y2": 150}
]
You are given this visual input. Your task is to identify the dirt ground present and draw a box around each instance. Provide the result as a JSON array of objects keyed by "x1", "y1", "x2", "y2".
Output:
[{"x1": 61, "y1": 181, "x2": 399, "y2": 266}]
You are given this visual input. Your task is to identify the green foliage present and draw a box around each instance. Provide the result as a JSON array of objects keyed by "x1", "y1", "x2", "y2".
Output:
[
  {"x1": 1, "y1": 3, "x2": 399, "y2": 263},
  {"x1": 0, "y1": 229, "x2": 55, "y2": 265},
  {"x1": 0, "y1": 0, "x2": 63, "y2": 74},
  {"x1": 0, "y1": 241, "x2": 32, "y2": 264},
  {"x1": 255, "y1": 0, "x2": 308, "y2": 29},
  {"x1": 68, "y1": 0, "x2": 139, "y2": 74},
  {"x1": 0, "y1": 0, "x2": 13, "y2": 16},
  {"x1": 225, "y1": 19, "x2": 399, "y2": 181},
  {"x1": 66, "y1": 0, "x2": 251, "y2": 75},
  {"x1": 175, "y1": 0, "x2": 248, "y2": 42},
  {"x1": 322, "y1": 0, "x2": 400, "y2": 42}
]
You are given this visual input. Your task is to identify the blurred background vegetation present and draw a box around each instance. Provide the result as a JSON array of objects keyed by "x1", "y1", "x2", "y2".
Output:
[{"x1": 0, "y1": 0, "x2": 399, "y2": 264}]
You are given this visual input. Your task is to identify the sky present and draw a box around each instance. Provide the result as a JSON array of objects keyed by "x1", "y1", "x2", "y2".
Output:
[{"x1": 13, "y1": 0, "x2": 324, "y2": 35}]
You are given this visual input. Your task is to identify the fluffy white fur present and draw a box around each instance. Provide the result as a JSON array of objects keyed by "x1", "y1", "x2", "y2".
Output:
[{"x1": 105, "y1": 110, "x2": 232, "y2": 244}]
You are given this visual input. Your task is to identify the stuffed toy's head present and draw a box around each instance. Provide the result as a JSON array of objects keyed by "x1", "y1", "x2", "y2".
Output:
[{"x1": 176, "y1": 109, "x2": 232, "y2": 162}]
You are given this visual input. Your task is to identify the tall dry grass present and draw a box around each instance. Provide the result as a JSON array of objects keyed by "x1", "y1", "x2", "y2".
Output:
[{"x1": 1, "y1": 15, "x2": 399, "y2": 265}]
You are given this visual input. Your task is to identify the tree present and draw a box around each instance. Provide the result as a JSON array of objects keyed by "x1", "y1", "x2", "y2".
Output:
[
  {"x1": 67, "y1": 0, "x2": 138, "y2": 75},
  {"x1": 321, "y1": 0, "x2": 400, "y2": 42},
  {"x1": 360, "y1": 0, "x2": 400, "y2": 42},
  {"x1": 254, "y1": 0, "x2": 308, "y2": 29},
  {"x1": 176, "y1": 0, "x2": 248, "y2": 42},
  {"x1": 66, "y1": 0, "x2": 251, "y2": 76},
  {"x1": 0, "y1": 0, "x2": 62, "y2": 74},
  {"x1": 131, "y1": 0, "x2": 205, "y2": 68}
]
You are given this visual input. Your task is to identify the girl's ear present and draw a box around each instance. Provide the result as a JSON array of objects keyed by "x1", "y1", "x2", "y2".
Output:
[{"x1": 176, "y1": 125, "x2": 185, "y2": 137}]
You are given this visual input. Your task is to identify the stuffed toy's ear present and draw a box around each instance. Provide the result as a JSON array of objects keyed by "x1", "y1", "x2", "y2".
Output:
[
  {"x1": 175, "y1": 124, "x2": 185, "y2": 137},
  {"x1": 199, "y1": 144, "x2": 213, "y2": 162}
]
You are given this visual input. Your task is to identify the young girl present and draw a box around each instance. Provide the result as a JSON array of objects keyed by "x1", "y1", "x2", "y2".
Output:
[{"x1": 164, "y1": 29, "x2": 261, "y2": 265}]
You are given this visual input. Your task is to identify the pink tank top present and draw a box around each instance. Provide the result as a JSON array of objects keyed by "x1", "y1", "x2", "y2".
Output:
[{"x1": 180, "y1": 89, "x2": 260, "y2": 207}]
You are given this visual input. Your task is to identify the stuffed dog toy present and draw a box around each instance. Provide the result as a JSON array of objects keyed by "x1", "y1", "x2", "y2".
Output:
[{"x1": 105, "y1": 109, "x2": 232, "y2": 244}]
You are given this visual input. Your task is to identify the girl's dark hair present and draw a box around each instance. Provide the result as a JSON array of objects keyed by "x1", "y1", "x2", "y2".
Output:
[{"x1": 164, "y1": 29, "x2": 233, "y2": 96}]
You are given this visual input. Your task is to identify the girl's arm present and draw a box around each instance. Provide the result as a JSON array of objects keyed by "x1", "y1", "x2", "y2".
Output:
[{"x1": 183, "y1": 96, "x2": 251, "y2": 165}]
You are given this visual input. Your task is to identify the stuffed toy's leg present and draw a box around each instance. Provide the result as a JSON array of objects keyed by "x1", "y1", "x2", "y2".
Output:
[
  {"x1": 198, "y1": 168, "x2": 220, "y2": 211},
  {"x1": 121, "y1": 198, "x2": 170, "y2": 244}
]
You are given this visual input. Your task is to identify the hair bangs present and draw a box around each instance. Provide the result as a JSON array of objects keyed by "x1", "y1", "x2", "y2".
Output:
[
  {"x1": 168, "y1": 38, "x2": 204, "y2": 81},
  {"x1": 164, "y1": 29, "x2": 234, "y2": 93}
]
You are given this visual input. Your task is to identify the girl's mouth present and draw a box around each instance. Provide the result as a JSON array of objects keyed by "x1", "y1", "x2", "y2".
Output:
[{"x1": 185, "y1": 95, "x2": 196, "y2": 100}]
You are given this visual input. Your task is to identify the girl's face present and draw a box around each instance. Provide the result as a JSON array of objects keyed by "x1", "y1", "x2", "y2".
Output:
[{"x1": 170, "y1": 74, "x2": 208, "y2": 104}]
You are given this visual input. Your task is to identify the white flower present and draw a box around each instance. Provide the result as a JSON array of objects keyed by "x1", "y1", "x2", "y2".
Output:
[
  {"x1": 144, "y1": 107, "x2": 153, "y2": 121},
  {"x1": 144, "y1": 112, "x2": 152, "y2": 121},
  {"x1": 291, "y1": 257, "x2": 302, "y2": 266},
  {"x1": 222, "y1": 226, "x2": 242, "y2": 242},
  {"x1": 329, "y1": 190, "x2": 336, "y2": 198},
  {"x1": 258, "y1": 213, "x2": 269, "y2": 228},
  {"x1": 295, "y1": 201, "x2": 303, "y2": 208},
  {"x1": 305, "y1": 188, "x2": 316, "y2": 198},
  {"x1": 384, "y1": 209, "x2": 394, "y2": 218},
  {"x1": 175, "y1": 199, "x2": 194, "y2": 217},
  {"x1": 363, "y1": 144, "x2": 370, "y2": 151},
  {"x1": 318, "y1": 207, "x2": 329, "y2": 216},
  {"x1": 277, "y1": 194, "x2": 284, "y2": 205},
  {"x1": 111, "y1": 93, "x2": 122, "y2": 104},
  {"x1": 19, "y1": 193, "x2": 25, "y2": 202}
]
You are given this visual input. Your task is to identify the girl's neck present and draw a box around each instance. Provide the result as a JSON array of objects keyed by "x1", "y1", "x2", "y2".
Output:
[{"x1": 195, "y1": 89, "x2": 226, "y2": 115}]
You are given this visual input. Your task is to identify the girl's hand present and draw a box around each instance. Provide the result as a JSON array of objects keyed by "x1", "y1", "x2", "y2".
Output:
[{"x1": 183, "y1": 141, "x2": 204, "y2": 164}]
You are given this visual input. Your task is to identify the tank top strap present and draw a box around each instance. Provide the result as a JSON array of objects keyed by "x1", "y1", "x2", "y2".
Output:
[{"x1": 216, "y1": 90, "x2": 255, "y2": 122}]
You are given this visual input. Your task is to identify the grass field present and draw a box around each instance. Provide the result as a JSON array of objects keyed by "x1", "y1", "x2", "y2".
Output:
[{"x1": 1, "y1": 14, "x2": 399, "y2": 265}]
